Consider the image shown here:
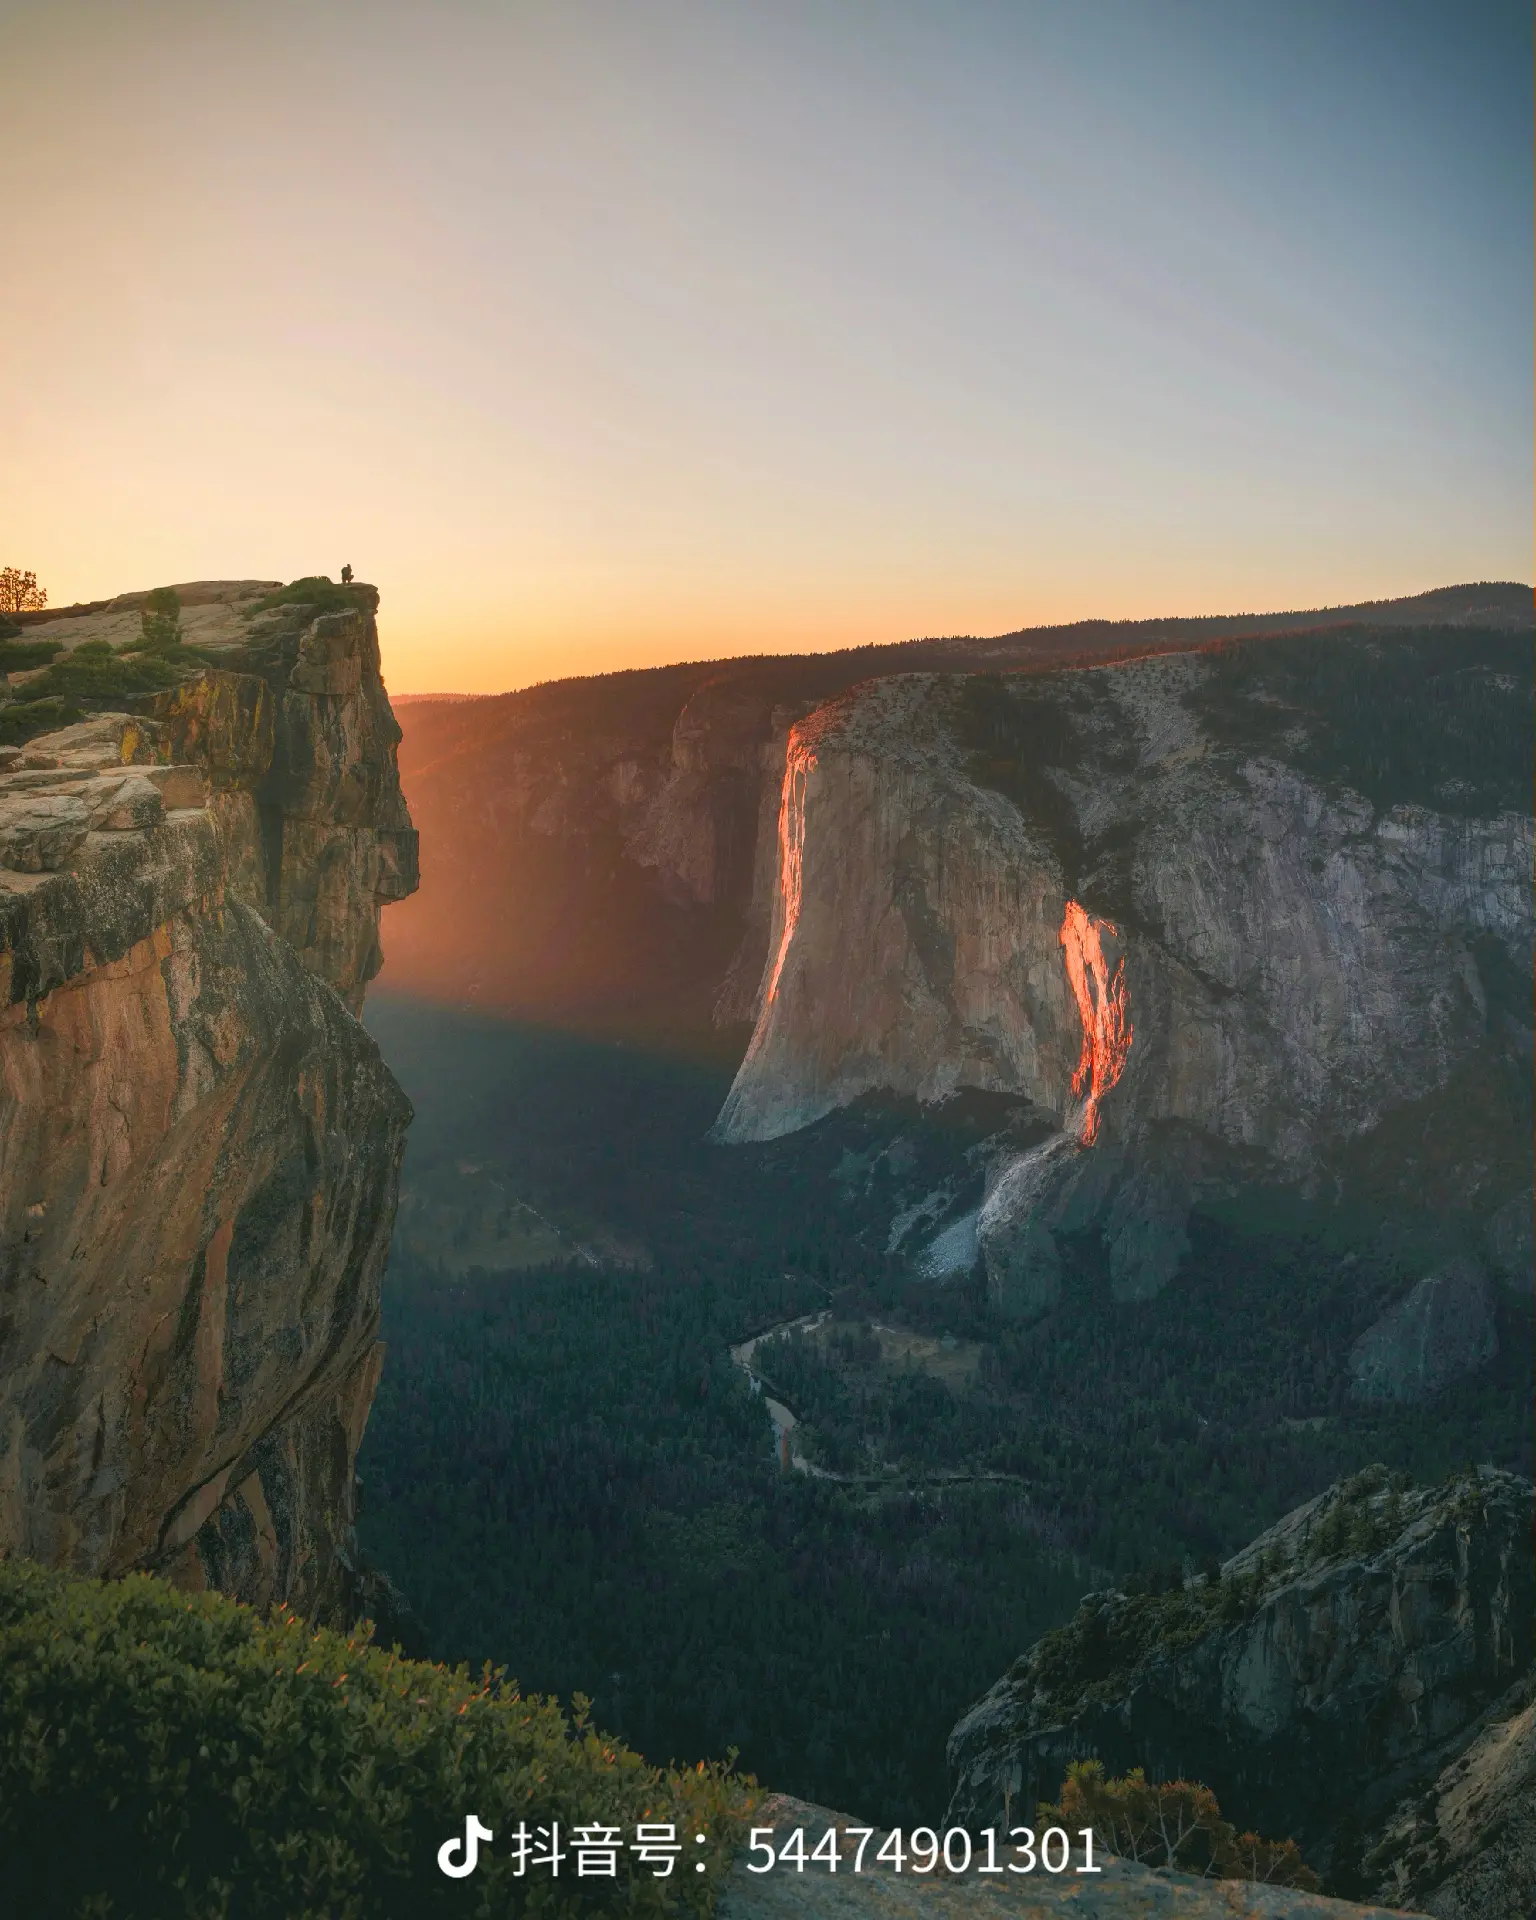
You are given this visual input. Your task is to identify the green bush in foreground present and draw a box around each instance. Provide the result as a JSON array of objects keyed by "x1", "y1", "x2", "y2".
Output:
[{"x1": 0, "y1": 1557, "x2": 753, "y2": 1919}]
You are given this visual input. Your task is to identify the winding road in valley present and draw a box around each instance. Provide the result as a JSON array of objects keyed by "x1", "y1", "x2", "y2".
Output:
[
  {"x1": 729, "y1": 1312, "x2": 1033, "y2": 1493},
  {"x1": 730, "y1": 1312, "x2": 835, "y2": 1476}
]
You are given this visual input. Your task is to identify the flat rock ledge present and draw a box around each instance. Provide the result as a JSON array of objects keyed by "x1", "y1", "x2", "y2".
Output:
[{"x1": 719, "y1": 1798, "x2": 1420, "y2": 1919}]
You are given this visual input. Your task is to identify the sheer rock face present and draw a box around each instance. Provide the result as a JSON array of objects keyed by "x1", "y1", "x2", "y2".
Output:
[
  {"x1": 163, "y1": 592, "x2": 419, "y2": 1014},
  {"x1": 712, "y1": 678, "x2": 1086, "y2": 1145},
  {"x1": 945, "y1": 1468, "x2": 1533, "y2": 1885},
  {"x1": 711, "y1": 647, "x2": 1534, "y2": 1307},
  {"x1": 0, "y1": 590, "x2": 417, "y2": 1620}
]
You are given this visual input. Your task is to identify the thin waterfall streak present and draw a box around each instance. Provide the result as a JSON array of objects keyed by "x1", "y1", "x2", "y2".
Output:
[
  {"x1": 1059, "y1": 899, "x2": 1133, "y2": 1145},
  {"x1": 764, "y1": 737, "x2": 817, "y2": 1006}
]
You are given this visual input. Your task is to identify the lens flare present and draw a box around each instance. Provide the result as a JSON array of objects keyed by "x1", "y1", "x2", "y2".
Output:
[{"x1": 1059, "y1": 899, "x2": 1132, "y2": 1144}]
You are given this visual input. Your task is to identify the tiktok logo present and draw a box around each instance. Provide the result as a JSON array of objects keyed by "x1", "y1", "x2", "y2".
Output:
[{"x1": 438, "y1": 1814, "x2": 494, "y2": 1878}]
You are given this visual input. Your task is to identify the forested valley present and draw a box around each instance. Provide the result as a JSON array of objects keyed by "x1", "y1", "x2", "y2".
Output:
[{"x1": 359, "y1": 999, "x2": 1533, "y2": 1827}]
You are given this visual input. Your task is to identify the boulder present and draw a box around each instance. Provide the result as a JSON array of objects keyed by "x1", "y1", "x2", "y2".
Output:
[
  {"x1": 89, "y1": 774, "x2": 164, "y2": 831},
  {"x1": 142, "y1": 762, "x2": 208, "y2": 810},
  {"x1": 0, "y1": 791, "x2": 91, "y2": 870}
]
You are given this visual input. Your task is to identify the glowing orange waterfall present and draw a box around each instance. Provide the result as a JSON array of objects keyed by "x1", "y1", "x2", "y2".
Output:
[
  {"x1": 764, "y1": 732, "x2": 818, "y2": 1005},
  {"x1": 1059, "y1": 899, "x2": 1132, "y2": 1145}
]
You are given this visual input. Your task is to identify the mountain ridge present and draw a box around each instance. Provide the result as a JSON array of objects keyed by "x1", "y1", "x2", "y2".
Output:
[{"x1": 390, "y1": 580, "x2": 1534, "y2": 711}]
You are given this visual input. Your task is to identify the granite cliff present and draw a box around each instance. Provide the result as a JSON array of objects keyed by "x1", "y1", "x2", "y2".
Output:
[
  {"x1": 381, "y1": 594, "x2": 1531, "y2": 1349},
  {"x1": 0, "y1": 581, "x2": 417, "y2": 1620},
  {"x1": 711, "y1": 627, "x2": 1533, "y2": 1338},
  {"x1": 945, "y1": 1466, "x2": 1533, "y2": 1911},
  {"x1": 384, "y1": 584, "x2": 1530, "y2": 1053}
]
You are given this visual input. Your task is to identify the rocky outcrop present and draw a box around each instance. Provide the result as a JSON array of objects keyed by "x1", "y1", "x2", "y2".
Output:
[
  {"x1": 1365, "y1": 1671, "x2": 1536, "y2": 1918},
  {"x1": 945, "y1": 1467, "x2": 1534, "y2": 1891},
  {"x1": 0, "y1": 586, "x2": 418, "y2": 1621},
  {"x1": 712, "y1": 631, "x2": 1533, "y2": 1306}
]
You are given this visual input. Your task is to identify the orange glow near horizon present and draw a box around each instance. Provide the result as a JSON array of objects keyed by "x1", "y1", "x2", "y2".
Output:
[
  {"x1": 2, "y1": 7, "x2": 1526, "y2": 699},
  {"x1": 1059, "y1": 900, "x2": 1133, "y2": 1145},
  {"x1": 764, "y1": 733, "x2": 817, "y2": 1005}
]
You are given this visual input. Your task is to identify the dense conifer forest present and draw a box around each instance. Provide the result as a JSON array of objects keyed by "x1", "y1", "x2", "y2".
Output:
[{"x1": 359, "y1": 1000, "x2": 1532, "y2": 1827}]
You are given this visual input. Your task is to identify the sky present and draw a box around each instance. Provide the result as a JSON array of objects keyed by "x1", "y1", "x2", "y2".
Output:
[{"x1": 2, "y1": 0, "x2": 1531, "y2": 694}]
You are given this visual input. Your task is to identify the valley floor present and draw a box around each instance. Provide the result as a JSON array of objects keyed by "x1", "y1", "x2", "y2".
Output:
[{"x1": 359, "y1": 994, "x2": 1533, "y2": 1832}]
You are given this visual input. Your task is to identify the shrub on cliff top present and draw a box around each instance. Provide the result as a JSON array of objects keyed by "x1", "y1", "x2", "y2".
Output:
[
  {"x1": 1019, "y1": 1578, "x2": 1235, "y2": 1713},
  {"x1": 0, "y1": 692, "x2": 77, "y2": 744},
  {"x1": 0, "y1": 635, "x2": 63, "y2": 672},
  {"x1": 20, "y1": 642, "x2": 189, "y2": 707},
  {"x1": 0, "y1": 1556, "x2": 752, "y2": 1919},
  {"x1": 139, "y1": 585, "x2": 184, "y2": 652},
  {"x1": 248, "y1": 574, "x2": 374, "y2": 618},
  {"x1": 0, "y1": 636, "x2": 236, "y2": 744},
  {"x1": 1043, "y1": 1760, "x2": 1319, "y2": 1890}
]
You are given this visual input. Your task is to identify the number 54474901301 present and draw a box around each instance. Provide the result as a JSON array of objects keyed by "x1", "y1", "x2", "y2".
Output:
[{"x1": 744, "y1": 1825, "x2": 1101, "y2": 1875}]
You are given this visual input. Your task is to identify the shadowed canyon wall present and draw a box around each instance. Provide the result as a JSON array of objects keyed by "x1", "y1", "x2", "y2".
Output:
[{"x1": 0, "y1": 585, "x2": 417, "y2": 1620}]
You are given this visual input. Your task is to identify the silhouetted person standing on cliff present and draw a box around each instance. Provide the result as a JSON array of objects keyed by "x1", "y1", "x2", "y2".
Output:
[{"x1": 341, "y1": 564, "x2": 354, "y2": 584}]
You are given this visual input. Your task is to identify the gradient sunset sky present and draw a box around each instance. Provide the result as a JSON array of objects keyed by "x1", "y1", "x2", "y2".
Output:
[{"x1": 3, "y1": 1, "x2": 1530, "y2": 693}]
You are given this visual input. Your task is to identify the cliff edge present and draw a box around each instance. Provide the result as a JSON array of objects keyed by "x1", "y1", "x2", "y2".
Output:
[{"x1": 0, "y1": 581, "x2": 418, "y2": 1621}]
